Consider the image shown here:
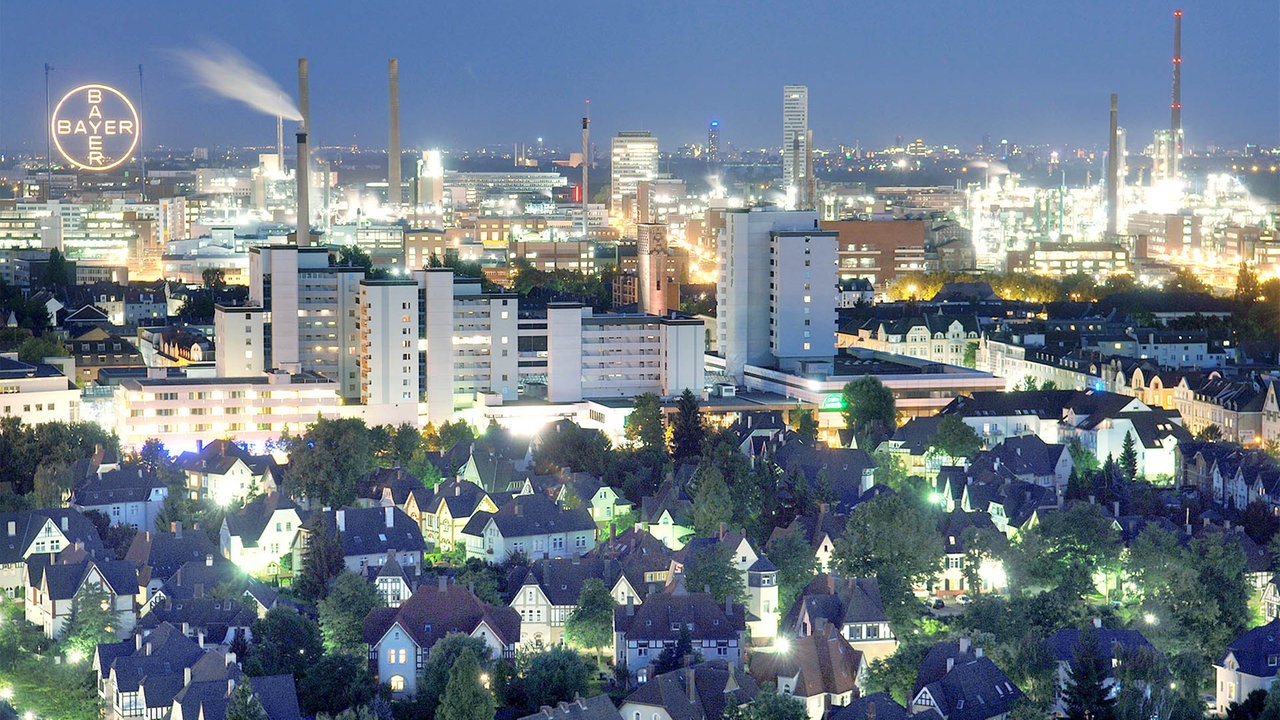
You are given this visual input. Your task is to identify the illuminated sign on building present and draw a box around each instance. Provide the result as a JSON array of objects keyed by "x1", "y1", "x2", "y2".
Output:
[
  {"x1": 819, "y1": 393, "x2": 845, "y2": 412},
  {"x1": 50, "y1": 84, "x2": 140, "y2": 172}
]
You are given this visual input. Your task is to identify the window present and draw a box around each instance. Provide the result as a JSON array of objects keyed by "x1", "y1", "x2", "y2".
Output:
[
  {"x1": 389, "y1": 675, "x2": 405, "y2": 692},
  {"x1": 387, "y1": 648, "x2": 395, "y2": 664},
  {"x1": 399, "y1": 648, "x2": 407, "y2": 663}
]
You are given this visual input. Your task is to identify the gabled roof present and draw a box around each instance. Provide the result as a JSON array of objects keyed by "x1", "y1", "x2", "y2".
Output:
[
  {"x1": 515, "y1": 556, "x2": 620, "y2": 606},
  {"x1": 885, "y1": 416, "x2": 944, "y2": 456},
  {"x1": 614, "y1": 591, "x2": 745, "y2": 641},
  {"x1": 125, "y1": 528, "x2": 217, "y2": 588},
  {"x1": 0, "y1": 508, "x2": 104, "y2": 565},
  {"x1": 138, "y1": 596, "x2": 257, "y2": 638},
  {"x1": 1221, "y1": 618, "x2": 1280, "y2": 677},
  {"x1": 782, "y1": 574, "x2": 888, "y2": 634},
  {"x1": 640, "y1": 476, "x2": 694, "y2": 526},
  {"x1": 35, "y1": 555, "x2": 138, "y2": 601},
  {"x1": 515, "y1": 694, "x2": 619, "y2": 720},
  {"x1": 622, "y1": 660, "x2": 758, "y2": 720},
  {"x1": 750, "y1": 623, "x2": 862, "y2": 698},
  {"x1": 362, "y1": 580, "x2": 521, "y2": 650},
  {"x1": 70, "y1": 467, "x2": 166, "y2": 507},
  {"x1": 308, "y1": 506, "x2": 426, "y2": 558},
  {"x1": 222, "y1": 494, "x2": 301, "y2": 546},
  {"x1": 831, "y1": 693, "x2": 913, "y2": 720},
  {"x1": 428, "y1": 479, "x2": 495, "y2": 518},
  {"x1": 1045, "y1": 627, "x2": 1157, "y2": 666},
  {"x1": 917, "y1": 656, "x2": 1023, "y2": 720},
  {"x1": 462, "y1": 493, "x2": 596, "y2": 540},
  {"x1": 99, "y1": 622, "x2": 205, "y2": 694},
  {"x1": 174, "y1": 439, "x2": 277, "y2": 477},
  {"x1": 984, "y1": 436, "x2": 1067, "y2": 479},
  {"x1": 939, "y1": 512, "x2": 996, "y2": 555}
]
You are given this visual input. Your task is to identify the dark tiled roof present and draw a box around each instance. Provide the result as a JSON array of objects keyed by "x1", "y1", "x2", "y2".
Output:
[
  {"x1": 622, "y1": 661, "x2": 758, "y2": 720},
  {"x1": 515, "y1": 695, "x2": 619, "y2": 720},
  {"x1": 1221, "y1": 618, "x2": 1280, "y2": 677},
  {"x1": 174, "y1": 439, "x2": 277, "y2": 478},
  {"x1": 461, "y1": 493, "x2": 596, "y2": 540},
  {"x1": 831, "y1": 693, "x2": 913, "y2": 720},
  {"x1": 310, "y1": 506, "x2": 426, "y2": 557},
  {"x1": 222, "y1": 494, "x2": 301, "y2": 547},
  {"x1": 614, "y1": 591, "x2": 744, "y2": 642},
  {"x1": 749, "y1": 624, "x2": 861, "y2": 698},
  {"x1": 362, "y1": 581, "x2": 521, "y2": 649},
  {"x1": 516, "y1": 556, "x2": 620, "y2": 606},
  {"x1": 70, "y1": 468, "x2": 166, "y2": 506},
  {"x1": 0, "y1": 508, "x2": 104, "y2": 564},
  {"x1": 39, "y1": 557, "x2": 138, "y2": 600},
  {"x1": 1045, "y1": 627, "x2": 1156, "y2": 665},
  {"x1": 918, "y1": 656, "x2": 1023, "y2": 720},
  {"x1": 782, "y1": 574, "x2": 888, "y2": 635},
  {"x1": 125, "y1": 528, "x2": 217, "y2": 587}
]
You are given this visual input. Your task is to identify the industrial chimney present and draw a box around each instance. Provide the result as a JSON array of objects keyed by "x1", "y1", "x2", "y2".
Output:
[
  {"x1": 1106, "y1": 93, "x2": 1119, "y2": 237},
  {"x1": 388, "y1": 58, "x2": 402, "y2": 209},
  {"x1": 1170, "y1": 9, "x2": 1183, "y2": 179},
  {"x1": 296, "y1": 58, "x2": 311, "y2": 247},
  {"x1": 581, "y1": 106, "x2": 590, "y2": 245}
]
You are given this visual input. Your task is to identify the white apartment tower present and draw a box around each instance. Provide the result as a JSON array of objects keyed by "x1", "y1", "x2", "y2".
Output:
[
  {"x1": 214, "y1": 305, "x2": 266, "y2": 377},
  {"x1": 610, "y1": 131, "x2": 659, "y2": 221},
  {"x1": 717, "y1": 209, "x2": 837, "y2": 382},
  {"x1": 358, "y1": 279, "x2": 420, "y2": 426},
  {"x1": 782, "y1": 85, "x2": 810, "y2": 208},
  {"x1": 416, "y1": 269, "x2": 519, "y2": 424}
]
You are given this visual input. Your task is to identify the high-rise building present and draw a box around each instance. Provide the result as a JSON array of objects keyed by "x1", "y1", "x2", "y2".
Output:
[
  {"x1": 716, "y1": 209, "x2": 837, "y2": 382},
  {"x1": 610, "y1": 131, "x2": 659, "y2": 221},
  {"x1": 707, "y1": 121, "x2": 720, "y2": 163},
  {"x1": 636, "y1": 223, "x2": 678, "y2": 317},
  {"x1": 782, "y1": 85, "x2": 810, "y2": 208}
]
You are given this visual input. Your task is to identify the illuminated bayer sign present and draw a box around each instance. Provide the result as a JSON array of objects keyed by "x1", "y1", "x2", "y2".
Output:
[{"x1": 50, "y1": 84, "x2": 140, "y2": 171}]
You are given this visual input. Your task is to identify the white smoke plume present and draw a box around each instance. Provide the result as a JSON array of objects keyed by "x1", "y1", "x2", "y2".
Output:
[{"x1": 174, "y1": 42, "x2": 302, "y2": 121}]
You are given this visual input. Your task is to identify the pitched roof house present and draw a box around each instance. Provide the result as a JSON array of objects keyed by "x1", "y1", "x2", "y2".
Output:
[
  {"x1": 461, "y1": 492, "x2": 596, "y2": 562},
  {"x1": 620, "y1": 661, "x2": 758, "y2": 720},
  {"x1": 750, "y1": 621, "x2": 865, "y2": 720},
  {"x1": 613, "y1": 587, "x2": 746, "y2": 682},
  {"x1": 782, "y1": 574, "x2": 897, "y2": 663}
]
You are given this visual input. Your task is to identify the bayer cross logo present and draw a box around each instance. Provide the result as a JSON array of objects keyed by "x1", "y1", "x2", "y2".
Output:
[{"x1": 50, "y1": 83, "x2": 140, "y2": 172}]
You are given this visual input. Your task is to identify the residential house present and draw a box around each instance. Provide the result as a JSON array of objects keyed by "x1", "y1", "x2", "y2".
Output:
[
  {"x1": 846, "y1": 315, "x2": 981, "y2": 368},
  {"x1": 219, "y1": 493, "x2": 304, "y2": 578},
  {"x1": 911, "y1": 638, "x2": 1023, "y2": 720},
  {"x1": 619, "y1": 661, "x2": 758, "y2": 720},
  {"x1": 981, "y1": 435, "x2": 1073, "y2": 492},
  {"x1": 878, "y1": 415, "x2": 947, "y2": 478},
  {"x1": 936, "y1": 512, "x2": 1004, "y2": 596},
  {"x1": 1263, "y1": 381, "x2": 1280, "y2": 447},
  {"x1": 303, "y1": 506, "x2": 426, "y2": 574},
  {"x1": 94, "y1": 622, "x2": 207, "y2": 720},
  {"x1": 553, "y1": 473, "x2": 633, "y2": 525},
  {"x1": 1045, "y1": 622, "x2": 1159, "y2": 717},
  {"x1": 371, "y1": 553, "x2": 419, "y2": 608},
  {"x1": 587, "y1": 526, "x2": 679, "y2": 607},
  {"x1": 169, "y1": 674, "x2": 302, "y2": 720},
  {"x1": 0, "y1": 508, "x2": 104, "y2": 597},
  {"x1": 66, "y1": 327, "x2": 143, "y2": 385},
  {"x1": 613, "y1": 586, "x2": 747, "y2": 681},
  {"x1": 69, "y1": 467, "x2": 169, "y2": 532},
  {"x1": 674, "y1": 529, "x2": 780, "y2": 641},
  {"x1": 1215, "y1": 618, "x2": 1280, "y2": 715},
  {"x1": 463, "y1": 431, "x2": 533, "y2": 492},
  {"x1": 830, "y1": 693, "x2": 913, "y2": 720},
  {"x1": 771, "y1": 442, "x2": 878, "y2": 514},
  {"x1": 940, "y1": 390, "x2": 1078, "y2": 447},
  {"x1": 419, "y1": 479, "x2": 503, "y2": 551},
  {"x1": 640, "y1": 473, "x2": 696, "y2": 550},
  {"x1": 174, "y1": 439, "x2": 280, "y2": 506},
  {"x1": 137, "y1": 595, "x2": 258, "y2": 648},
  {"x1": 783, "y1": 574, "x2": 897, "y2": 664},
  {"x1": 750, "y1": 621, "x2": 865, "y2": 720},
  {"x1": 125, "y1": 523, "x2": 218, "y2": 602},
  {"x1": 461, "y1": 493, "x2": 596, "y2": 562},
  {"x1": 768, "y1": 506, "x2": 847, "y2": 573},
  {"x1": 510, "y1": 555, "x2": 621, "y2": 649},
  {"x1": 25, "y1": 548, "x2": 138, "y2": 640},
  {"x1": 727, "y1": 411, "x2": 789, "y2": 458},
  {"x1": 362, "y1": 577, "x2": 521, "y2": 698}
]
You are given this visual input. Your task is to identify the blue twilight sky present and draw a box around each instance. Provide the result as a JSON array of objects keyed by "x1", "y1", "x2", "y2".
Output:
[{"x1": 0, "y1": 0, "x2": 1276, "y2": 154}]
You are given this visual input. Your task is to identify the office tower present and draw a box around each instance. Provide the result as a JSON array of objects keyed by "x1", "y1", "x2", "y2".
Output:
[
  {"x1": 358, "y1": 278, "x2": 419, "y2": 425},
  {"x1": 717, "y1": 209, "x2": 837, "y2": 382},
  {"x1": 707, "y1": 121, "x2": 720, "y2": 163},
  {"x1": 782, "y1": 85, "x2": 809, "y2": 208},
  {"x1": 610, "y1": 131, "x2": 659, "y2": 221}
]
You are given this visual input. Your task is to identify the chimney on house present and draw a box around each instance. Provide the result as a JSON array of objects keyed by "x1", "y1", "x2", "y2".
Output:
[
  {"x1": 958, "y1": 637, "x2": 970, "y2": 654},
  {"x1": 724, "y1": 593, "x2": 732, "y2": 616},
  {"x1": 6, "y1": 521, "x2": 14, "y2": 537},
  {"x1": 197, "y1": 629, "x2": 205, "y2": 649},
  {"x1": 515, "y1": 501, "x2": 524, "y2": 517},
  {"x1": 975, "y1": 646, "x2": 983, "y2": 658},
  {"x1": 438, "y1": 575, "x2": 448, "y2": 593},
  {"x1": 336, "y1": 510, "x2": 346, "y2": 533},
  {"x1": 385, "y1": 506, "x2": 394, "y2": 529},
  {"x1": 1112, "y1": 501, "x2": 1120, "y2": 517},
  {"x1": 454, "y1": 483, "x2": 460, "y2": 497},
  {"x1": 627, "y1": 595, "x2": 635, "y2": 616},
  {"x1": 61, "y1": 516, "x2": 68, "y2": 531},
  {"x1": 135, "y1": 633, "x2": 143, "y2": 650},
  {"x1": 1092, "y1": 617, "x2": 1103, "y2": 629},
  {"x1": 205, "y1": 554, "x2": 213, "y2": 567},
  {"x1": 171, "y1": 521, "x2": 182, "y2": 538},
  {"x1": 718, "y1": 522, "x2": 726, "y2": 540},
  {"x1": 226, "y1": 652, "x2": 237, "y2": 667},
  {"x1": 184, "y1": 666, "x2": 192, "y2": 686},
  {"x1": 946, "y1": 657, "x2": 954, "y2": 673},
  {"x1": 685, "y1": 665, "x2": 698, "y2": 707},
  {"x1": 868, "y1": 703, "x2": 877, "y2": 720}
]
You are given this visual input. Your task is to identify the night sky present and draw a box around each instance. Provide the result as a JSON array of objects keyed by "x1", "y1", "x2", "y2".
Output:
[{"x1": 1, "y1": 1, "x2": 1276, "y2": 153}]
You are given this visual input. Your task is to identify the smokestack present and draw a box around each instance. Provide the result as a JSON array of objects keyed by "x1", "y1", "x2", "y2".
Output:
[
  {"x1": 276, "y1": 116, "x2": 285, "y2": 173},
  {"x1": 296, "y1": 58, "x2": 311, "y2": 247},
  {"x1": 581, "y1": 107, "x2": 590, "y2": 244},
  {"x1": 1106, "y1": 93, "x2": 1119, "y2": 237},
  {"x1": 388, "y1": 59, "x2": 402, "y2": 209},
  {"x1": 1171, "y1": 9, "x2": 1183, "y2": 179}
]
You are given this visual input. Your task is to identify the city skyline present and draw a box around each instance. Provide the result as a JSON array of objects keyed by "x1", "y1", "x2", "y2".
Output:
[{"x1": 1, "y1": 1, "x2": 1277, "y2": 154}]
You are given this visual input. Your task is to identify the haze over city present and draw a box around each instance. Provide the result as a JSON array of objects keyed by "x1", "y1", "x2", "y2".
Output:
[{"x1": 1, "y1": 0, "x2": 1278, "y2": 151}]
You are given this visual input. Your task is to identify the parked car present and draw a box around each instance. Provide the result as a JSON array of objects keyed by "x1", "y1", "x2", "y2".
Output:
[
  {"x1": 932, "y1": 598, "x2": 945, "y2": 609},
  {"x1": 958, "y1": 594, "x2": 972, "y2": 605}
]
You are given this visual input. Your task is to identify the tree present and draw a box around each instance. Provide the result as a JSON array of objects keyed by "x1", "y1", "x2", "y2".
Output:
[
  {"x1": 1196, "y1": 424, "x2": 1224, "y2": 442},
  {"x1": 1227, "y1": 690, "x2": 1268, "y2": 720},
  {"x1": 723, "y1": 690, "x2": 808, "y2": 720},
  {"x1": 455, "y1": 558, "x2": 503, "y2": 605},
  {"x1": 202, "y1": 267, "x2": 227, "y2": 290},
  {"x1": 652, "y1": 626, "x2": 695, "y2": 675},
  {"x1": 840, "y1": 377, "x2": 896, "y2": 449},
  {"x1": 1241, "y1": 501, "x2": 1280, "y2": 546},
  {"x1": 386, "y1": 424, "x2": 422, "y2": 469},
  {"x1": 564, "y1": 579, "x2": 616, "y2": 666},
  {"x1": 298, "y1": 653, "x2": 377, "y2": 718},
  {"x1": 1165, "y1": 267, "x2": 1210, "y2": 295},
  {"x1": 243, "y1": 607, "x2": 323, "y2": 678},
  {"x1": 670, "y1": 389, "x2": 706, "y2": 462},
  {"x1": 319, "y1": 570, "x2": 385, "y2": 655},
  {"x1": 928, "y1": 414, "x2": 982, "y2": 460},
  {"x1": 789, "y1": 408, "x2": 819, "y2": 444},
  {"x1": 865, "y1": 638, "x2": 933, "y2": 705},
  {"x1": 833, "y1": 492, "x2": 940, "y2": 625},
  {"x1": 17, "y1": 332, "x2": 67, "y2": 365},
  {"x1": 419, "y1": 634, "x2": 492, "y2": 719},
  {"x1": 282, "y1": 418, "x2": 377, "y2": 507},
  {"x1": 765, "y1": 529, "x2": 817, "y2": 612},
  {"x1": 626, "y1": 392, "x2": 666, "y2": 453},
  {"x1": 692, "y1": 465, "x2": 734, "y2": 537},
  {"x1": 433, "y1": 420, "x2": 476, "y2": 453},
  {"x1": 683, "y1": 542, "x2": 746, "y2": 605},
  {"x1": 1118, "y1": 431, "x2": 1138, "y2": 481},
  {"x1": 40, "y1": 248, "x2": 72, "y2": 289},
  {"x1": 336, "y1": 245, "x2": 374, "y2": 271},
  {"x1": 63, "y1": 584, "x2": 118, "y2": 659},
  {"x1": 298, "y1": 526, "x2": 346, "y2": 603},
  {"x1": 225, "y1": 680, "x2": 269, "y2": 720},
  {"x1": 520, "y1": 647, "x2": 595, "y2": 713},
  {"x1": 1063, "y1": 626, "x2": 1117, "y2": 720},
  {"x1": 437, "y1": 647, "x2": 494, "y2": 720},
  {"x1": 1010, "y1": 502, "x2": 1120, "y2": 598}
]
